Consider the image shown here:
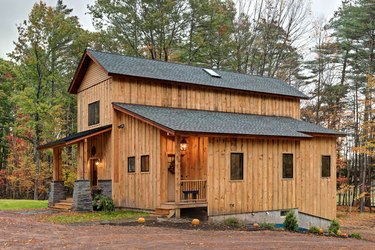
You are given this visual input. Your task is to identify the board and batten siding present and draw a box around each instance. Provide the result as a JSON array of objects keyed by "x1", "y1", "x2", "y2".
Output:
[
  {"x1": 76, "y1": 132, "x2": 112, "y2": 181},
  {"x1": 207, "y1": 137, "x2": 336, "y2": 220},
  {"x1": 112, "y1": 110, "x2": 161, "y2": 209},
  {"x1": 297, "y1": 137, "x2": 337, "y2": 220},
  {"x1": 112, "y1": 76, "x2": 301, "y2": 119},
  {"x1": 77, "y1": 61, "x2": 112, "y2": 132}
]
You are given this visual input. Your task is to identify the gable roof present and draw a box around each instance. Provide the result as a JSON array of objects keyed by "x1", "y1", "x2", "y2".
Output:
[
  {"x1": 113, "y1": 103, "x2": 343, "y2": 138},
  {"x1": 69, "y1": 49, "x2": 308, "y2": 99}
]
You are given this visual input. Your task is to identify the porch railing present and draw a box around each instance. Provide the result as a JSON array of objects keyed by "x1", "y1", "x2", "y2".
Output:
[{"x1": 180, "y1": 180, "x2": 207, "y2": 202}]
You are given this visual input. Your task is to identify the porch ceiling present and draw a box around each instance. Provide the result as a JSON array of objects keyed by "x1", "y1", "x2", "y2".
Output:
[
  {"x1": 113, "y1": 103, "x2": 344, "y2": 138},
  {"x1": 37, "y1": 125, "x2": 112, "y2": 150}
]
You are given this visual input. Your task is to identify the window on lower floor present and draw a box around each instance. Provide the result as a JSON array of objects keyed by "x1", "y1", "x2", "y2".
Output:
[
  {"x1": 88, "y1": 101, "x2": 100, "y2": 126},
  {"x1": 282, "y1": 153, "x2": 293, "y2": 179},
  {"x1": 141, "y1": 155, "x2": 150, "y2": 172},
  {"x1": 231, "y1": 153, "x2": 244, "y2": 180},
  {"x1": 128, "y1": 157, "x2": 135, "y2": 173},
  {"x1": 322, "y1": 155, "x2": 331, "y2": 177}
]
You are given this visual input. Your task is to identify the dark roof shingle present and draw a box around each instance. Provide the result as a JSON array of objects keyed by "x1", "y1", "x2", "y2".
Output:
[
  {"x1": 38, "y1": 125, "x2": 112, "y2": 150},
  {"x1": 113, "y1": 103, "x2": 342, "y2": 138},
  {"x1": 88, "y1": 49, "x2": 308, "y2": 99}
]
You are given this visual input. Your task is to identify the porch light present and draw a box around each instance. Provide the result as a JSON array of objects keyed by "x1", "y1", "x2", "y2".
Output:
[
  {"x1": 95, "y1": 159, "x2": 101, "y2": 166},
  {"x1": 180, "y1": 138, "x2": 188, "y2": 151}
]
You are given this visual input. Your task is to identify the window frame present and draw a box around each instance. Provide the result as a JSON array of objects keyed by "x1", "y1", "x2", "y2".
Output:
[
  {"x1": 140, "y1": 155, "x2": 150, "y2": 173},
  {"x1": 282, "y1": 153, "x2": 294, "y2": 179},
  {"x1": 230, "y1": 152, "x2": 244, "y2": 181},
  {"x1": 127, "y1": 156, "x2": 135, "y2": 173},
  {"x1": 321, "y1": 155, "x2": 331, "y2": 178},
  {"x1": 88, "y1": 101, "x2": 100, "y2": 126}
]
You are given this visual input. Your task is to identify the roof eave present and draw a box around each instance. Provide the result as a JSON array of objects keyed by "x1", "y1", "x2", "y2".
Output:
[{"x1": 68, "y1": 49, "x2": 110, "y2": 94}]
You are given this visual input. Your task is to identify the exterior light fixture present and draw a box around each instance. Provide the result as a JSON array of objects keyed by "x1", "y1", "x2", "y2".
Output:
[
  {"x1": 95, "y1": 159, "x2": 101, "y2": 166},
  {"x1": 180, "y1": 138, "x2": 188, "y2": 151}
]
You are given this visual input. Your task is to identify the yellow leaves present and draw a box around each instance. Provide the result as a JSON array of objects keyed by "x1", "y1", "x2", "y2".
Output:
[{"x1": 353, "y1": 192, "x2": 368, "y2": 201}]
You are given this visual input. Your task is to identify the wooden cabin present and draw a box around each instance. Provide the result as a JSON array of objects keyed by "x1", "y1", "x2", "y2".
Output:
[{"x1": 39, "y1": 49, "x2": 342, "y2": 227}]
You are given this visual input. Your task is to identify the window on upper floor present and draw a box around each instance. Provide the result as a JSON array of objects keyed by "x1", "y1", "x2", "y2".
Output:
[
  {"x1": 88, "y1": 101, "x2": 100, "y2": 126},
  {"x1": 322, "y1": 155, "x2": 331, "y2": 178},
  {"x1": 231, "y1": 153, "x2": 244, "y2": 180},
  {"x1": 282, "y1": 153, "x2": 293, "y2": 179}
]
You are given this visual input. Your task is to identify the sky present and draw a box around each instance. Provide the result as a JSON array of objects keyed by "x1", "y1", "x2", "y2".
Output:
[{"x1": 0, "y1": 0, "x2": 342, "y2": 59}]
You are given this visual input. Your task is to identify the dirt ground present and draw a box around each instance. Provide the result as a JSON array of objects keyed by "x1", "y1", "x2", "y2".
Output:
[
  {"x1": 1, "y1": 210, "x2": 374, "y2": 249},
  {"x1": 337, "y1": 206, "x2": 375, "y2": 242}
]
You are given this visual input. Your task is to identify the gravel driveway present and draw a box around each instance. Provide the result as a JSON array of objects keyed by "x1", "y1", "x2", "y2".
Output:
[{"x1": 0, "y1": 210, "x2": 374, "y2": 249}]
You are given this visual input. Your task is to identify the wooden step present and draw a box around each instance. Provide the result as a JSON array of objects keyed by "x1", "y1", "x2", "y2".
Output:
[
  {"x1": 153, "y1": 208, "x2": 175, "y2": 218},
  {"x1": 51, "y1": 199, "x2": 73, "y2": 211}
]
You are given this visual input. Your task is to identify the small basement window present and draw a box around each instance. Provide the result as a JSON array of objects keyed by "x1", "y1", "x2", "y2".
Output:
[
  {"x1": 128, "y1": 157, "x2": 135, "y2": 173},
  {"x1": 322, "y1": 155, "x2": 331, "y2": 177},
  {"x1": 280, "y1": 210, "x2": 288, "y2": 217},
  {"x1": 231, "y1": 153, "x2": 244, "y2": 180},
  {"x1": 141, "y1": 155, "x2": 150, "y2": 172},
  {"x1": 282, "y1": 154, "x2": 293, "y2": 179},
  {"x1": 88, "y1": 101, "x2": 100, "y2": 126}
]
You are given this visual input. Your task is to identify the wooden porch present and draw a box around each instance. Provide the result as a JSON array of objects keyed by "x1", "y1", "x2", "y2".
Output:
[{"x1": 158, "y1": 135, "x2": 208, "y2": 217}]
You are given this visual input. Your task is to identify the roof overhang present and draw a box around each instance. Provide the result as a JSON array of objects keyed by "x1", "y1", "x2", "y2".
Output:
[
  {"x1": 68, "y1": 49, "x2": 109, "y2": 94},
  {"x1": 37, "y1": 125, "x2": 112, "y2": 150},
  {"x1": 112, "y1": 103, "x2": 343, "y2": 139}
]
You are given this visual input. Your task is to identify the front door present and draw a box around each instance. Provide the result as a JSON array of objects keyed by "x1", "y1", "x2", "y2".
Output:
[
  {"x1": 167, "y1": 154, "x2": 175, "y2": 201},
  {"x1": 90, "y1": 159, "x2": 98, "y2": 187}
]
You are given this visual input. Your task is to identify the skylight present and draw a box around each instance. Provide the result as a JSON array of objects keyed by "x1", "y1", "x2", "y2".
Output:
[{"x1": 203, "y1": 68, "x2": 221, "y2": 78}]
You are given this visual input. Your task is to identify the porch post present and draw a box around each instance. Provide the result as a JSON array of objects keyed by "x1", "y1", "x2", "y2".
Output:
[
  {"x1": 53, "y1": 147, "x2": 63, "y2": 181},
  {"x1": 49, "y1": 147, "x2": 65, "y2": 207},
  {"x1": 175, "y1": 135, "x2": 181, "y2": 218}
]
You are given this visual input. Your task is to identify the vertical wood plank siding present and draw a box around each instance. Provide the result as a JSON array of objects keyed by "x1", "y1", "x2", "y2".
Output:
[
  {"x1": 76, "y1": 132, "x2": 112, "y2": 181},
  {"x1": 112, "y1": 76, "x2": 301, "y2": 119},
  {"x1": 207, "y1": 137, "x2": 336, "y2": 220},
  {"x1": 111, "y1": 111, "x2": 161, "y2": 209},
  {"x1": 77, "y1": 61, "x2": 112, "y2": 132}
]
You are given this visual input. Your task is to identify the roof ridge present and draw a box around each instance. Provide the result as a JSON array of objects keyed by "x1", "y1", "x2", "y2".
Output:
[
  {"x1": 85, "y1": 49, "x2": 308, "y2": 99},
  {"x1": 87, "y1": 49, "x2": 287, "y2": 82}
]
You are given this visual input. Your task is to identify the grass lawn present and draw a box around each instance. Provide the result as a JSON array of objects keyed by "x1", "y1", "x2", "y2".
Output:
[
  {"x1": 0, "y1": 199, "x2": 48, "y2": 210},
  {"x1": 45, "y1": 210, "x2": 149, "y2": 224}
]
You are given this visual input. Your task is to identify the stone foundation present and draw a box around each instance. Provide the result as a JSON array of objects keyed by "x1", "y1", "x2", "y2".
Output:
[
  {"x1": 208, "y1": 209, "x2": 331, "y2": 230},
  {"x1": 72, "y1": 180, "x2": 93, "y2": 212},
  {"x1": 48, "y1": 181, "x2": 66, "y2": 207},
  {"x1": 98, "y1": 179, "x2": 112, "y2": 198}
]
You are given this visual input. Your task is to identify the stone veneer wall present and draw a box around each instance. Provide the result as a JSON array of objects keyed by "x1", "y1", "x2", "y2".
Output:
[
  {"x1": 72, "y1": 180, "x2": 93, "y2": 212},
  {"x1": 48, "y1": 181, "x2": 66, "y2": 207},
  {"x1": 98, "y1": 179, "x2": 112, "y2": 198}
]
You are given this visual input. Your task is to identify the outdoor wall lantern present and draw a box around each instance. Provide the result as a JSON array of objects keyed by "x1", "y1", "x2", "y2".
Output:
[
  {"x1": 95, "y1": 159, "x2": 101, "y2": 166},
  {"x1": 180, "y1": 138, "x2": 188, "y2": 151}
]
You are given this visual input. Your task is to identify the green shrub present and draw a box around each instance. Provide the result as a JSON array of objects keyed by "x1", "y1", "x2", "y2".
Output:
[
  {"x1": 308, "y1": 226, "x2": 320, "y2": 233},
  {"x1": 328, "y1": 219, "x2": 340, "y2": 234},
  {"x1": 224, "y1": 217, "x2": 243, "y2": 227},
  {"x1": 260, "y1": 223, "x2": 275, "y2": 230},
  {"x1": 93, "y1": 195, "x2": 115, "y2": 212},
  {"x1": 349, "y1": 233, "x2": 362, "y2": 239},
  {"x1": 284, "y1": 210, "x2": 298, "y2": 231}
]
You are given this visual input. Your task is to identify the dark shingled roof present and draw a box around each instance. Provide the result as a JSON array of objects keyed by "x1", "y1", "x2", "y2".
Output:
[
  {"x1": 87, "y1": 49, "x2": 308, "y2": 99},
  {"x1": 113, "y1": 103, "x2": 342, "y2": 138},
  {"x1": 38, "y1": 125, "x2": 112, "y2": 150}
]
